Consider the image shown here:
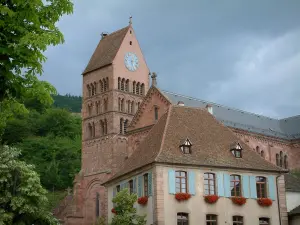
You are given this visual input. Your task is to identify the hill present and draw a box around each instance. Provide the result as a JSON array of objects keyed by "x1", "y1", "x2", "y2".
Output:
[{"x1": 52, "y1": 94, "x2": 82, "y2": 113}]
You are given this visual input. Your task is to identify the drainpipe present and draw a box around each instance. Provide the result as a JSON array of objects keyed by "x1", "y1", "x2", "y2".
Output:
[{"x1": 276, "y1": 174, "x2": 282, "y2": 225}]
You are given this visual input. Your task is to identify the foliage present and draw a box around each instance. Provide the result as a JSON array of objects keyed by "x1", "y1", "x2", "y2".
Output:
[
  {"x1": 175, "y1": 192, "x2": 191, "y2": 201},
  {"x1": 46, "y1": 191, "x2": 67, "y2": 212},
  {"x1": 0, "y1": 0, "x2": 73, "y2": 136},
  {"x1": 52, "y1": 94, "x2": 82, "y2": 113},
  {"x1": 257, "y1": 198, "x2": 272, "y2": 207},
  {"x1": 0, "y1": 145, "x2": 59, "y2": 225},
  {"x1": 111, "y1": 189, "x2": 146, "y2": 225},
  {"x1": 93, "y1": 217, "x2": 106, "y2": 225},
  {"x1": 291, "y1": 169, "x2": 300, "y2": 179},
  {"x1": 204, "y1": 195, "x2": 219, "y2": 204}
]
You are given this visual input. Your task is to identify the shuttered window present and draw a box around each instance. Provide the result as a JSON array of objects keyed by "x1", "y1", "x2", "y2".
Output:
[
  {"x1": 204, "y1": 173, "x2": 216, "y2": 195},
  {"x1": 230, "y1": 175, "x2": 242, "y2": 197},
  {"x1": 176, "y1": 171, "x2": 187, "y2": 193}
]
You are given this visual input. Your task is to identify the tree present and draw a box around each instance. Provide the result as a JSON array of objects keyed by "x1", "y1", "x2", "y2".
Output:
[
  {"x1": 0, "y1": 0, "x2": 73, "y2": 136},
  {"x1": 111, "y1": 189, "x2": 146, "y2": 225},
  {"x1": 0, "y1": 145, "x2": 59, "y2": 225}
]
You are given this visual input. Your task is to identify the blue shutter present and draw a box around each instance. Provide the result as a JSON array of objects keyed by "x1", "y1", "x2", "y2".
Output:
[
  {"x1": 188, "y1": 171, "x2": 196, "y2": 195},
  {"x1": 217, "y1": 172, "x2": 224, "y2": 197},
  {"x1": 133, "y1": 177, "x2": 137, "y2": 194},
  {"x1": 242, "y1": 175, "x2": 250, "y2": 198},
  {"x1": 268, "y1": 176, "x2": 276, "y2": 201},
  {"x1": 224, "y1": 174, "x2": 231, "y2": 197},
  {"x1": 168, "y1": 169, "x2": 176, "y2": 194},
  {"x1": 250, "y1": 176, "x2": 257, "y2": 199},
  {"x1": 148, "y1": 172, "x2": 153, "y2": 196},
  {"x1": 138, "y1": 176, "x2": 143, "y2": 197}
]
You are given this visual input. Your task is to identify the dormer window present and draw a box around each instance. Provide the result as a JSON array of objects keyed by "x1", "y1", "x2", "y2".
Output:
[
  {"x1": 180, "y1": 138, "x2": 192, "y2": 154},
  {"x1": 230, "y1": 142, "x2": 243, "y2": 158}
]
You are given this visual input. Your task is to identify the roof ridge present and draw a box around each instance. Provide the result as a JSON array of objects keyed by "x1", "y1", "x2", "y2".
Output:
[
  {"x1": 154, "y1": 106, "x2": 173, "y2": 162},
  {"x1": 162, "y1": 90, "x2": 281, "y2": 120}
]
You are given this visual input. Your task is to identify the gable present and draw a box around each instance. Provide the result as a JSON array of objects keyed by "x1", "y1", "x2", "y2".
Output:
[{"x1": 128, "y1": 86, "x2": 171, "y2": 131}]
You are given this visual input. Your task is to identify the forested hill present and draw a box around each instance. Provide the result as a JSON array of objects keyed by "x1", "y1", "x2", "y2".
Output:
[{"x1": 52, "y1": 94, "x2": 82, "y2": 113}]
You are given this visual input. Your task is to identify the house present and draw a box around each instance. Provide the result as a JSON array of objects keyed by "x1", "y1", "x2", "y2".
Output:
[{"x1": 285, "y1": 174, "x2": 300, "y2": 225}]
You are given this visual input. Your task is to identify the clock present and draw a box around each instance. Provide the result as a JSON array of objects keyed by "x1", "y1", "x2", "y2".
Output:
[{"x1": 124, "y1": 52, "x2": 139, "y2": 71}]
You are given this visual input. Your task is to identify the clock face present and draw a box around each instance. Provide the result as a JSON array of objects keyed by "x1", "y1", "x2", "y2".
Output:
[{"x1": 124, "y1": 52, "x2": 139, "y2": 71}]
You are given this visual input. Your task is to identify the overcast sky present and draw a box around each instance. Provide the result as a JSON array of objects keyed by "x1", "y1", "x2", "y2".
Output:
[{"x1": 42, "y1": 0, "x2": 300, "y2": 119}]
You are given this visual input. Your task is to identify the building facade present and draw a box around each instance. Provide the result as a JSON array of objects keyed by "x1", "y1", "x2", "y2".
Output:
[{"x1": 54, "y1": 22, "x2": 300, "y2": 225}]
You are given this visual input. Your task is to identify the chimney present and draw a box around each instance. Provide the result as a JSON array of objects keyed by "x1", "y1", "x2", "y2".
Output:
[
  {"x1": 206, "y1": 104, "x2": 213, "y2": 115},
  {"x1": 177, "y1": 101, "x2": 185, "y2": 106},
  {"x1": 151, "y1": 72, "x2": 157, "y2": 87},
  {"x1": 101, "y1": 32, "x2": 109, "y2": 39}
]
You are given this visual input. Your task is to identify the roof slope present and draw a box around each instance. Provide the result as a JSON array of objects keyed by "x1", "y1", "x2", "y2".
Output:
[
  {"x1": 162, "y1": 90, "x2": 300, "y2": 140},
  {"x1": 289, "y1": 205, "x2": 300, "y2": 216},
  {"x1": 285, "y1": 173, "x2": 300, "y2": 192},
  {"x1": 106, "y1": 106, "x2": 283, "y2": 183},
  {"x1": 82, "y1": 26, "x2": 130, "y2": 75}
]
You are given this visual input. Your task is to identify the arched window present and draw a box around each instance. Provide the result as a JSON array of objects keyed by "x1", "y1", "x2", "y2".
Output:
[
  {"x1": 87, "y1": 84, "x2": 91, "y2": 97},
  {"x1": 99, "y1": 80, "x2": 103, "y2": 93},
  {"x1": 91, "y1": 83, "x2": 95, "y2": 96},
  {"x1": 284, "y1": 155, "x2": 288, "y2": 169},
  {"x1": 121, "y1": 99, "x2": 124, "y2": 112},
  {"x1": 137, "y1": 102, "x2": 140, "y2": 109},
  {"x1": 118, "y1": 98, "x2": 121, "y2": 111},
  {"x1": 136, "y1": 82, "x2": 140, "y2": 95},
  {"x1": 120, "y1": 118, "x2": 124, "y2": 134},
  {"x1": 260, "y1": 150, "x2": 264, "y2": 158},
  {"x1": 141, "y1": 83, "x2": 145, "y2": 95},
  {"x1": 204, "y1": 173, "x2": 216, "y2": 195},
  {"x1": 276, "y1": 153, "x2": 279, "y2": 166},
  {"x1": 230, "y1": 175, "x2": 241, "y2": 197},
  {"x1": 100, "y1": 120, "x2": 104, "y2": 136},
  {"x1": 92, "y1": 122, "x2": 95, "y2": 138},
  {"x1": 256, "y1": 146, "x2": 260, "y2": 153},
  {"x1": 127, "y1": 100, "x2": 130, "y2": 113},
  {"x1": 88, "y1": 123, "x2": 93, "y2": 138},
  {"x1": 104, "y1": 99, "x2": 108, "y2": 112},
  {"x1": 96, "y1": 192, "x2": 100, "y2": 218},
  {"x1": 121, "y1": 78, "x2": 125, "y2": 91},
  {"x1": 154, "y1": 106, "x2": 158, "y2": 121},
  {"x1": 104, "y1": 119, "x2": 107, "y2": 135},
  {"x1": 103, "y1": 78, "x2": 107, "y2": 91},
  {"x1": 256, "y1": 176, "x2": 267, "y2": 198},
  {"x1": 175, "y1": 171, "x2": 187, "y2": 193},
  {"x1": 133, "y1": 81, "x2": 136, "y2": 94},
  {"x1": 280, "y1": 151, "x2": 283, "y2": 167},
  {"x1": 96, "y1": 102, "x2": 99, "y2": 115},
  {"x1": 131, "y1": 101, "x2": 135, "y2": 114},
  {"x1": 94, "y1": 82, "x2": 97, "y2": 94},
  {"x1": 118, "y1": 77, "x2": 121, "y2": 90},
  {"x1": 87, "y1": 104, "x2": 92, "y2": 116},
  {"x1": 125, "y1": 79, "x2": 129, "y2": 92},
  {"x1": 106, "y1": 77, "x2": 109, "y2": 90},
  {"x1": 124, "y1": 119, "x2": 128, "y2": 133}
]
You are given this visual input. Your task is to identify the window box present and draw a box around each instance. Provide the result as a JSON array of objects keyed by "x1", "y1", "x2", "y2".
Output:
[
  {"x1": 257, "y1": 198, "x2": 272, "y2": 207},
  {"x1": 175, "y1": 193, "x2": 191, "y2": 201},
  {"x1": 137, "y1": 196, "x2": 148, "y2": 205},
  {"x1": 111, "y1": 208, "x2": 117, "y2": 214},
  {"x1": 204, "y1": 195, "x2": 219, "y2": 204},
  {"x1": 231, "y1": 196, "x2": 247, "y2": 206}
]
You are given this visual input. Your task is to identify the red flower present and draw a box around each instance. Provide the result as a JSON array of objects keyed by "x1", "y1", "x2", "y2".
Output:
[
  {"x1": 204, "y1": 195, "x2": 219, "y2": 204},
  {"x1": 175, "y1": 193, "x2": 191, "y2": 201},
  {"x1": 257, "y1": 198, "x2": 273, "y2": 207},
  {"x1": 138, "y1": 196, "x2": 148, "y2": 205},
  {"x1": 231, "y1": 196, "x2": 247, "y2": 205},
  {"x1": 111, "y1": 208, "x2": 117, "y2": 214}
]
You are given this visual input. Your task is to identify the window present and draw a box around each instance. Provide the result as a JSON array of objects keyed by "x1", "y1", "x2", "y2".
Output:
[
  {"x1": 176, "y1": 171, "x2": 187, "y2": 193},
  {"x1": 280, "y1": 151, "x2": 283, "y2": 167},
  {"x1": 230, "y1": 175, "x2": 241, "y2": 197},
  {"x1": 261, "y1": 150, "x2": 265, "y2": 158},
  {"x1": 256, "y1": 146, "x2": 260, "y2": 153},
  {"x1": 104, "y1": 119, "x2": 107, "y2": 135},
  {"x1": 204, "y1": 173, "x2": 216, "y2": 195},
  {"x1": 256, "y1": 176, "x2": 267, "y2": 198},
  {"x1": 116, "y1": 185, "x2": 120, "y2": 192},
  {"x1": 180, "y1": 138, "x2": 192, "y2": 154},
  {"x1": 206, "y1": 214, "x2": 217, "y2": 225},
  {"x1": 129, "y1": 41, "x2": 132, "y2": 45},
  {"x1": 96, "y1": 193, "x2": 100, "y2": 218},
  {"x1": 230, "y1": 142, "x2": 242, "y2": 158},
  {"x1": 284, "y1": 155, "x2": 288, "y2": 169},
  {"x1": 233, "y1": 216, "x2": 243, "y2": 225},
  {"x1": 124, "y1": 120, "x2": 128, "y2": 133},
  {"x1": 177, "y1": 213, "x2": 188, "y2": 225},
  {"x1": 144, "y1": 173, "x2": 148, "y2": 196},
  {"x1": 104, "y1": 99, "x2": 108, "y2": 112},
  {"x1": 276, "y1": 153, "x2": 279, "y2": 166},
  {"x1": 259, "y1": 217, "x2": 270, "y2": 225},
  {"x1": 129, "y1": 180, "x2": 133, "y2": 194},
  {"x1": 120, "y1": 118, "x2": 124, "y2": 134},
  {"x1": 118, "y1": 77, "x2": 121, "y2": 90},
  {"x1": 133, "y1": 81, "x2": 136, "y2": 94},
  {"x1": 154, "y1": 106, "x2": 158, "y2": 120}
]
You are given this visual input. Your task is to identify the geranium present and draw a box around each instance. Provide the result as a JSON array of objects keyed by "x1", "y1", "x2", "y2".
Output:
[
  {"x1": 231, "y1": 196, "x2": 247, "y2": 205},
  {"x1": 111, "y1": 208, "x2": 117, "y2": 214},
  {"x1": 175, "y1": 193, "x2": 191, "y2": 201},
  {"x1": 204, "y1": 195, "x2": 219, "y2": 204},
  {"x1": 257, "y1": 198, "x2": 273, "y2": 207},
  {"x1": 138, "y1": 196, "x2": 148, "y2": 205}
]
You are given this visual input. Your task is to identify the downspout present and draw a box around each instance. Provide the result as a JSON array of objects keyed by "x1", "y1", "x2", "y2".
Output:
[{"x1": 276, "y1": 174, "x2": 282, "y2": 225}]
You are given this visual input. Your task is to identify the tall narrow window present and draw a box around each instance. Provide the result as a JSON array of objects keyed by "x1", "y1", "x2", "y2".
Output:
[
  {"x1": 136, "y1": 82, "x2": 140, "y2": 95},
  {"x1": 104, "y1": 99, "x2": 108, "y2": 112},
  {"x1": 88, "y1": 123, "x2": 93, "y2": 138},
  {"x1": 124, "y1": 120, "x2": 128, "y2": 134},
  {"x1": 204, "y1": 173, "x2": 216, "y2": 195},
  {"x1": 230, "y1": 175, "x2": 241, "y2": 197},
  {"x1": 206, "y1": 214, "x2": 217, "y2": 225},
  {"x1": 121, "y1": 99, "x2": 124, "y2": 112},
  {"x1": 233, "y1": 216, "x2": 243, "y2": 225},
  {"x1": 120, "y1": 118, "x2": 124, "y2": 134},
  {"x1": 137, "y1": 102, "x2": 140, "y2": 109},
  {"x1": 104, "y1": 119, "x2": 107, "y2": 135},
  {"x1": 121, "y1": 78, "x2": 125, "y2": 91},
  {"x1": 141, "y1": 83, "x2": 145, "y2": 95},
  {"x1": 256, "y1": 176, "x2": 267, "y2": 198},
  {"x1": 116, "y1": 185, "x2": 120, "y2": 192},
  {"x1": 154, "y1": 106, "x2": 158, "y2": 121},
  {"x1": 92, "y1": 122, "x2": 95, "y2": 138},
  {"x1": 88, "y1": 104, "x2": 92, "y2": 116},
  {"x1": 131, "y1": 101, "x2": 134, "y2": 114},
  {"x1": 100, "y1": 120, "x2": 104, "y2": 136},
  {"x1": 96, "y1": 193, "x2": 100, "y2": 218},
  {"x1": 175, "y1": 171, "x2": 187, "y2": 193},
  {"x1": 259, "y1": 217, "x2": 270, "y2": 225},
  {"x1": 103, "y1": 78, "x2": 107, "y2": 91},
  {"x1": 284, "y1": 155, "x2": 288, "y2": 169},
  {"x1": 118, "y1": 77, "x2": 121, "y2": 90},
  {"x1": 106, "y1": 77, "x2": 109, "y2": 90},
  {"x1": 91, "y1": 84, "x2": 95, "y2": 96},
  {"x1": 133, "y1": 81, "x2": 136, "y2": 94},
  {"x1": 177, "y1": 213, "x2": 188, "y2": 225},
  {"x1": 261, "y1": 150, "x2": 265, "y2": 158},
  {"x1": 100, "y1": 80, "x2": 103, "y2": 93},
  {"x1": 144, "y1": 173, "x2": 148, "y2": 196},
  {"x1": 276, "y1": 153, "x2": 279, "y2": 166},
  {"x1": 125, "y1": 79, "x2": 129, "y2": 92},
  {"x1": 87, "y1": 85, "x2": 91, "y2": 97},
  {"x1": 129, "y1": 180, "x2": 133, "y2": 194},
  {"x1": 280, "y1": 151, "x2": 283, "y2": 167}
]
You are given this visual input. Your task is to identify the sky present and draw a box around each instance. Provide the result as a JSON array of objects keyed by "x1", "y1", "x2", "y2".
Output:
[{"x1": 42, "y1": 0, "x2": 300, "y2": 119}]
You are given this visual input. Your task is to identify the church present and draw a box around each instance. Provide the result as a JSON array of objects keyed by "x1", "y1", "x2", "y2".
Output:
[{"x1": 54, "y1": 20, "x2": 300, "y2": 225}]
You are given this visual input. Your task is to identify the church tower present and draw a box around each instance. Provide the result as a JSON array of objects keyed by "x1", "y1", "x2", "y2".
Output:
[{"x1": 80, "y1": 19, "x2": 150, "y2": 222}]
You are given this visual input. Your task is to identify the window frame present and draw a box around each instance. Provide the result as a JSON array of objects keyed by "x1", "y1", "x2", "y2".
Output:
[
  {"x1": 256, "y1": 176, "x2": 267, "y2": 198},
  {"x1": 143, "y1": 173, "x2": 148, "y2": 196},
  {"x1": 230, "y1": 174, "x2": 242, "y2": 197},
  {"x1": 259, "y1": 217, "x2": 270, "y2": 225},
  {"x1": 129, "y1": 180, "x2": 134, "y2": 194},
  {"x1": 204, "y1": 173, "x2": 216, "y2": 195},
  {"x1": 233, "y1": 216, "x2": 243, "y2": 225},
  {"x1": 177, "y1": 213, "x2": 189, "y2": 225},
  {"x1": 175, "y1": 171, "x2": 188, "y2": 193},
  {"x1": 116, "y1": 185, "x2": 120, "y2": 193},
  {"x1": 206, "y1": 214, "x2": 217, "y2": 225}
]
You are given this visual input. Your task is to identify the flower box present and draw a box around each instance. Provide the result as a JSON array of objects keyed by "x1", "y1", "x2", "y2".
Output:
[
  {"x1": 231, "y1": 196, "x2": 247, "y2": 206},
  {"x1": 111, "y1": 208, "x2": 117, "y2": 214},
  {"x1": 204, "y1": 195, "x2": 219, "y2": 204},
  {"x1": 138, "y1": 196, "x2": 148, "y2": 205},
  {"x1": 257, "y1": 198, "x2": 272, "y2": 207},
  {"x1": 175, "y1": 193, "x2": 191, "y2": 201}
]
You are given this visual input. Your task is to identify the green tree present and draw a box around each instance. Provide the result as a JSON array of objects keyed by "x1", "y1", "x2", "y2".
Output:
[
  {"x1": 0, "y1": 145, "x2": 59, "y2": 225},
  {"x1": 111, "y1": 189, "x2": 146, "y2": 225},
  {"x1": 0, "y1": 0, "x2": 73, "y2": 136}
]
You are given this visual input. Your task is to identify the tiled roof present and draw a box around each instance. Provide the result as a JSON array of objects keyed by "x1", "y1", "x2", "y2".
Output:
[
  {"x1": 285, "y1": 173, "x2": 300, "y2": 192},
  {"x1": 162, "y1": 90, "x2": 300, "y2": 140},
  {"x1": 82, "y1": 26, "x2": 130, "y2": 75},
  {"x1": 289, "y1": 205, "x2": 300, "y2": 216},
  {"x1": 105, "y1": 106, "x2": 284, "y2": 183}
]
